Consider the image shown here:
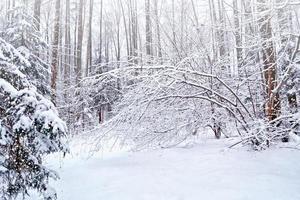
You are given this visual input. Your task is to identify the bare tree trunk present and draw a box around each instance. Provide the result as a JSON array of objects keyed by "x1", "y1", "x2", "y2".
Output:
[
  {"x1": 114, "y1": 9, "x2": 121, "y2": 64},
  {"x1": 119, "y1": 0, "x2": 130, "y2": 60},
  {"x1": 73, "y1": 1, "x2": 78, "y2": 71},
  {"x1": 99, "y1": 0, "x2": 103, "y2": 63},
  {"x1": 104, "y1": 22, "x2": 110, "y2": 64},
  {"x1": 180, "y1": 0, "x2": 185, "y2": 52},
  {"x1": 145, "y1": 0, "x2": 153, "y2": 62},
  {"x1": 128, "y1": 0, "x2": 138, "y2": 65},
  {"x1": 51, "y1": 0, "x2": 60, "y2": 103},
  {"x1": 138, "y1": 15, "x2": 143, "y2": 65},
  {"x1": 171, "y1": 0, "x2": 177, "y2": 55},
  {"x1": 217, "y1": 0, "x2": 226, "y2": 58},
  {"x1": 116, "y1": 23, "x2": 121, "y2": 64},
  {"x1": 258, "y1": 0, "x2": 281, "y2": 121},
  {"x1": 116, "y1": 18, "x2": 121, "y2": 89},
  {"x1": 209, "y1": 0, "x2": 217, "y2": 60},
  {"x1": 208, "y1": 0, "x2": 222, "y2": 139},
  {"x1": 132, "y1": 0, "x2": 138, "y2": 64},
  {"x1": 154, "y1": 0, "x2": 162, "y2": 63},
  {"x1": 64, "y1": 0, "x2": 71, "y2": 97},
  {"x1": 127, "y1": 1, "x2": 133, "y2": 61},
  {"x1": 233, "y1": 0, "x2": 242, "y2": 69},
  {"x1": 85, "y1": 0, "x2": 93, "y2": 77},
  {"x1": 76, "y1": 0, "x2": 84, "y2": 83},
  {"x1": 59, "y1": 2, "x2": 64, "y2": 80}
]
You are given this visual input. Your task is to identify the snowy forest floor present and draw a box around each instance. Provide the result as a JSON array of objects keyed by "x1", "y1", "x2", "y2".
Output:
[{"x1": 30, "y1": 135, "x2": 300, "y2": 200}]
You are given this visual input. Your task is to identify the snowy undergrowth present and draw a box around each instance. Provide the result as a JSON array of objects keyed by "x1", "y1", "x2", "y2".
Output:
[{"x1": 26, "y1": 133, "x2": 300, "y2": 200}]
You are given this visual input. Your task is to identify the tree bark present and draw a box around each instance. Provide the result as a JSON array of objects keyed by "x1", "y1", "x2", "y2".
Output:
[
  {"x1": 119, "y1": 0, "x2": 130, "y2": 61},
  {"x1": 85, "y1": 0, "x2": 93, "y2": 76},
  {"x1": 64, "y1": 0, "x2": 71, "y2": 97},
  {"x1": 258, "y1": 0, "x2": 281, "y2": 121},
  {"x1": 51, "y1": 0, "x2": 60, "y2": 103},
  {"x1": 145, "y1": 0, "x2": 153, "y2": 62},
  {"x1": 99, "y1": 0, "x2": 103, "y2": 63},
  {"x1": 154, "y1": 0, "x2": 162, "y2": 63},
  {"x1": 233, "y1": 0, "x2": 242, "y2": 68},
  {"x1": 131, "y1": 0, "x2": 138, "y2": 64},
  {"x1": 76, "y1": 0, "x2": 84, "y2": 83}
]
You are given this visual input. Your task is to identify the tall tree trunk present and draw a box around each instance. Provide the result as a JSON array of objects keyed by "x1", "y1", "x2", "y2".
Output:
[
  {"x1": 128, "y1": 1, "x2": 133, "y2": 62},
  {"x1": 128, "y1": 0, "x2": 138, "y2": 64},
  {"x1": 209, "y1": 0, "x2": 217, "y2": 60},
  {"x1": 119, "y1": 0, "x2": 130, "y2": 60},
  {"x1": 154, "y1": 0, "x2": 162, "y2": 63},
  {"x1": 74, "y1": 3, "x2": 78, "y2": 69},
  {"x1": 233, "y1": 0, "x2": 242, "y2": 69},
  {"x1": 258, "y1": 0, "x2": 281, "y2": 121},
  {"x1": 99, "y1": 0, "x2": 103, "y2": 63},
  {"x1": 145, "y1": 0, "x2": 153, "y2": 62},
  {"x1": 171, "y1": 0, "x2": 177, "y2": 55},
  {"x1": 116, "y1": 14, "x2": 121, "y2": 90},
  {"x1": 217, "y1": 0, "x2": 226, "y2": 58},
  {"x1": 180, "y1": 0, "x2": 185, "y2": 52},
  {"x1": 113, "y1": 9, "x2": 121, "y2": 64},
  {"x1": 51, "y1": 0, "x2": 60, "y2": 103},
  {"x1": 76, "y1": 0, "x2": 84, "y2": 84},
  {"x1": 86, "y1": 0, "x2": 93, "y2": 77},
  {"x1": 132, "y1": 0, "x2": 138, "y2": 64},
  {"x1": 208, "y1": 0, "x2": 222, "y2": 139},
  {"x1": 64, "y1": 0, "x2": 71, "y2": 97},
  {"x1": 104, "y1": 22, "x2": 110, "y2": 64}
]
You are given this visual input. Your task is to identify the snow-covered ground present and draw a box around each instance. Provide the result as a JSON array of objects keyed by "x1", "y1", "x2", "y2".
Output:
[{"x1": 31, "y1": 136, "x2": 300, "y2": 200}]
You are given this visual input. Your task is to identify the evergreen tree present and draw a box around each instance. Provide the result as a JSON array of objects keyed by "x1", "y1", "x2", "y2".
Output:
[
  {"x1": 0, "y1": 27, "x2": 68, "y2": 200},
  {"x1": 2, "y1": 5, "x2": 50, "y2": 97}
]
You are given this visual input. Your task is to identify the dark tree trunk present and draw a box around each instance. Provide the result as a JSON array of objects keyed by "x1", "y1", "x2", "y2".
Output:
[
  {"x1": 86, "y1": 0, "x2": 93, "y2": 76},
  {"x1": 51, "y1": 0, "x2": 60, "y2": 103},
  {"x1": 76, "y1": 0, "x2": 84, "y2": 84}
]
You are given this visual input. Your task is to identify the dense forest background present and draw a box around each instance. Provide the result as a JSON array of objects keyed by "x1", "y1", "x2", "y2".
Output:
[{"x1": 0, "y1": 0, "x2": 300, "y2": 199}]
